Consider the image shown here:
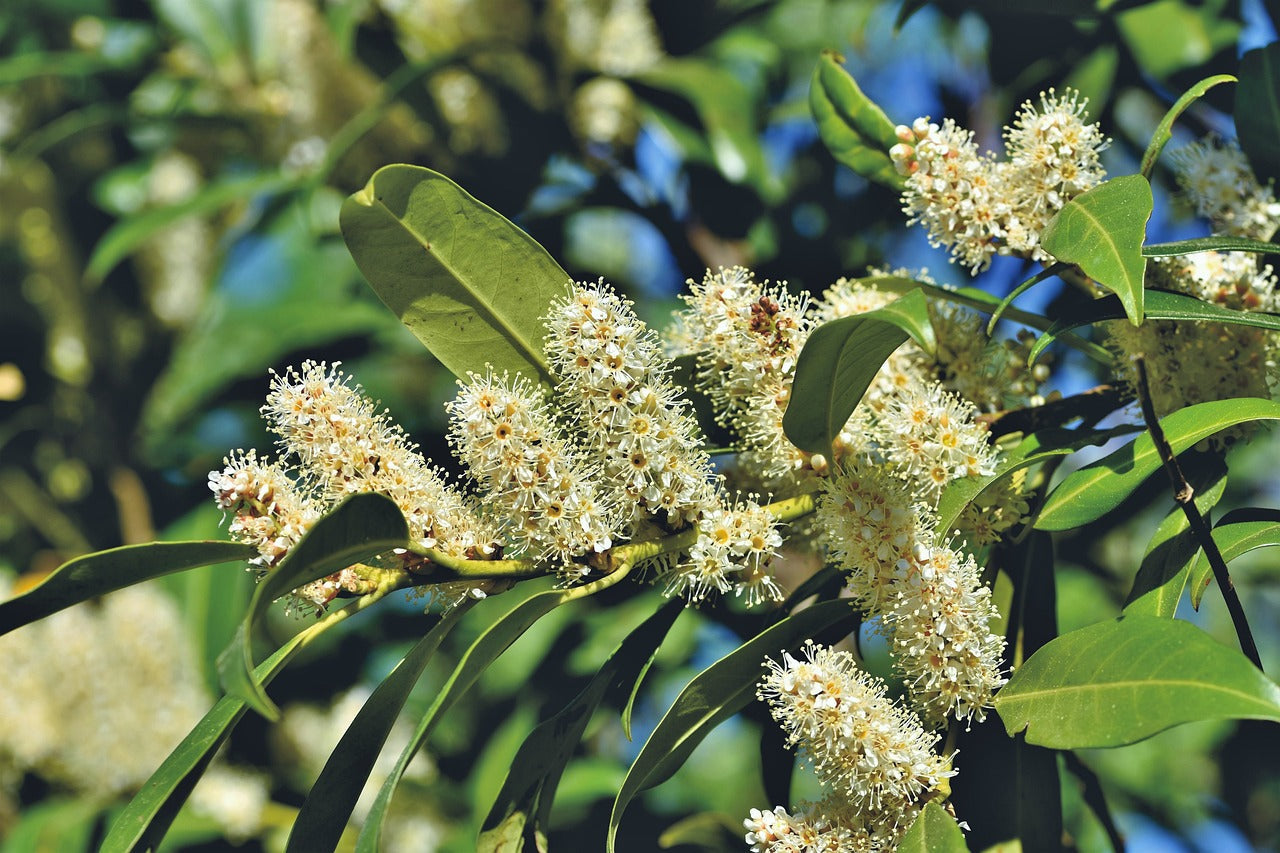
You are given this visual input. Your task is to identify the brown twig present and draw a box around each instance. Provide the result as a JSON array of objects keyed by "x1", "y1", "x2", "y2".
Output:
[
  {"x1": 978, "y1": 384, "x2": 1130, "y2": 438},
  {"x1": 1133, "y1": 358, "x2": 1263, "y2": 670}
]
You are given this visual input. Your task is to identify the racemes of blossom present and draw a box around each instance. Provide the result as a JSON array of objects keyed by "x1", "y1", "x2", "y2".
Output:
[
  {"x1": 447, "y1": 369, "x2": 622, "y2": 576},
  {"x1": 891, "y1": 89, "x2": 1107, "y2": 272},
  {"x1": 664, "y1": 496, "x2": 785, "y2": 604},
  {"x1": 878, "y1": 382, "x2": 999, "y2": 504},
  {"x1": 751, "y1": 642, "x2": 954, "y2": 848},
  {"x1": 210, "y1": 448, "x2": 321, "y2": 570},
  {"x1": 1108, "y1": 252, "x2": 1280, "y2": 443},
  {"x1": 1172, "y1": 136, "x2": 1280, "y2": 241}
]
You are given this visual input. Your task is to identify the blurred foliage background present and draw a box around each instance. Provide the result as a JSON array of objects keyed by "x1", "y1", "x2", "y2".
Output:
[{"x1": 2, "y1": 0, "x2": 1279, "y2": 850}]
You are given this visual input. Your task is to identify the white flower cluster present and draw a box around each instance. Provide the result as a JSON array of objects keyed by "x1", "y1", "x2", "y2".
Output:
[
  {"x1": 1172, "y1": 136, "x2": 1280, "y2": 241},
  {"x1": 891, "y1": 89, "x2": 1108, "y2": 271},
  {"x1": 748, "y1": 642, "x2": 955, "y2": 850}
]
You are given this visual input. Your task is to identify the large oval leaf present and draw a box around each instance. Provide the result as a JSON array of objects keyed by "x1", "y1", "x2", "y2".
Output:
[
  {"x1": 102, "y1": 596, "x2": 376, "y2": 853},
  {"x1": 995, "y1": 614, "x2": 1280, "y2": 748},
  {"x1": 607, "y1": 599, "x2": 860, "y2": 852},
  {"x1": 809, "y1": 51, "x2": 904, "y2": 189},
  {"x1": 1124, "y1": 455, "x2": 1228, "y2": 618},
  {"x1": 898, "y1": 802, "x2": 970, "y2": 853},
  {"x1": 1029, "y1": 288, "x2": 1280, "y2": 364},
  {"x1": 1236, "y1": 43, "x2": 1280, "y2": 185},
  {"x1": 0, "y1": 541, "x2": 254, "y2": 637},
  {"x1": 1036, "y1": 398, "x2": 1280, "y2": 531},
  {"x1": 217, "y1": 492, "x2": 409, "y2": 720},
  {"x1": 783, "y1": 288, "x2": 932, "y2": 455},
  {"x1": 285, "y1": 603, "x2": 470, "y2": 853},
  {"x1": 1140, "y1": 74, "x2": 1236, "y2": 178},
  {"x1": 479, "y1": 599, "x2": 683, "y2": 853},
  {"x1": 340, "y1": 165, "x2": 571, "y2": 384},
  {"x1": 1040, "y1": 174, "x2": 1153, "y2": 326},
  {"x1": 1189, "y1": 510, "x2": 1280, "y2": 610}
]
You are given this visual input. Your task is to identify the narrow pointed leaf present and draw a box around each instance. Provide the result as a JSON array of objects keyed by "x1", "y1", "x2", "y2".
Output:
[
  {"x1": 1140, "y1": 74, "x2": 1236, "y2": 178},
  {"x1": 1029, "y1": 288, "x2": 1280, "y2": 364},
  {"x1": 810, "y1": 51, "x2": 904, "y2": 189},
  {"x1": 784, "y1": 289, "x2": 932, "y2": 454},
  {"x1": 356, "y1": 579, "x2": 619, "y2": 852},
  {"x1": 1235, "y1": 43, "x2": 1280, "y2": 185},
  {"x1": 986, "y1": 263, "x2": 1071, "y2": 335},
  {"x1": 1189, "y1": 510, "x2": 1280, "y2": 609},
  {"x1": 286, "y1": 603, "x2": 470, "y2": 853},
  {"x1": 217, "y1": 492, "x2": 408, "y2": 720},
  {"x1": 479, "y1": 600, "x2": 683, "y2": 852},
  {"x1": 1040, "y1": 174, "x2": 1153, "y2": 326},
  {"x1": 1036, "y1": 398, "x2": 1280, "y2": 530},
  {"x1": 898, "y1": 802, "x2": 970, "y2": 852},
  {"x1": 102, "y1": 600, "x2": 366, "y2": 852},
  {"x1": 1124, "y1": 455, "x2": 1228, "y2": 617},
  {"x1": 1142, "y1": 235, "x2": 1280, "y2": 256},
  {"x1": 0, "y1": 541, "x2": 254, "y2": 637},
  {"x1": 995, "y1": 614, "x2": 1280, "y2": 748},
  {"x1": 607, "y1": 599, "x2": 860, "y2": 851},
  {"x1": 340, "y1": 165, "x2": 571, "y2": 384}
]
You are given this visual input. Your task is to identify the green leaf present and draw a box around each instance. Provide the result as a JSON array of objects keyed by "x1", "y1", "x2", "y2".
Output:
[
  {"x1": 1040, "y1": 174, "x2": 1153, "y2": 326},
  {"x1": 1036, "y1": 398, "x2": 1280, "y2": 531},
  {"x1": 1124, "y1": 454, "x2": 1227, "y2": 617},
  {"x1": 340, "y1": 165, "x2": 572, "y2": 385},
  {"x1": 783, "y1": 289, "x2": 933, "y2": 454},
  {"x1": 657, "y1": 813, "x2": 745, "y2": 849},
  {"x1": 102, "y1": 599, "x2": 368, "y2": 853},
  {"x1": 1140, "y1": 74, "x2": 1237, "y2": 178},
  {"x1": 1118, "y1": 0, "x2": 1239, "y2": 79},
  {"x1": 1142, "y1": 235, "x2": 1280, "y2": 256},
  {"x1": 478, "y1": 600, "x2": 684, "y2": 853},
  {"x1": 809, "y1": 50, "x2": 904, "y2": 189},
  {"x1": 4, "y1": 797, "x2": 102, "y2": 853},
  {"x1": 935, "y1": 426, "x2": 1141, "y2": 536},
  {"x1": 0, "y1": 50, "x2": 142, "y2": 85},
  {"x1": 631, "y1": 58, "x2": 772, "y2": 195},
  {"x1": 1028, "y1": 288, "x2": 1280, "y2": 365},
  {"x1": 0, "y1": 541, "x2": 254, "y2": 637},
  {"x1": 1236, "y1": 43, "x2": 1280, "y2": 185},
  {"x1": 898, "y1": 802, "x2": 970, "y2": 852},
  {"x1": 85, "y1": 172, "x2": 294, "y2": 283},
  {"x1": 986, "y1": 262, "x2": 1072, "y2": 335},
  {"x1": 1189, "y1": 510, "x2": 1280, "y2": 609},
  {"x1": 1063, "y1": 45, "x2": 1119, "y2": 115},
  {"x1": 995, "y1": 614, "x2": 1280, "y2": 748},
  {"x1": 356, "y1": 580, "x2": 619, "y2": 852},
  {"x1": 286, "y1": 603, "x2": 469, "y2": 853},
  {"x1": 607, "y1": 599, "x2": 860, "y2": 852},
  {"x1": 217, "y1": 492, "x2": 408, "y2": 720}
]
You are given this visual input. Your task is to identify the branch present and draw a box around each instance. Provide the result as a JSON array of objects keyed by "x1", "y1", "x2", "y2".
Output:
[
  {"x1": 1063, "y1": 751, "x2": 1125, "y2": 853},
  {"x1": 978, "y1": 384, "x2": 1130, "y2": 438},
  {"x1": 1133, "y1": 358, "x2": 1263, "y2": 671}
]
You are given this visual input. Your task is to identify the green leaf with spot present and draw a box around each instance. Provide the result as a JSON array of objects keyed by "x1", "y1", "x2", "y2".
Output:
[
  {"x1": 1037, "y1": 398, "x2": 1280, "y2": 531},
  {"x1": 341, "y1": 165, "x2": 571, "y2": 384},
  {"x1": 783, "y1": 288, "x2": 933, "y2": 455},
  {"x1": 1040, "y1": 174, "x2": 1153, "y2": 326},
  {"x1": 1236, "y1": 43, "x2": 1280, "y2": 185},
  {"x1": 810, "y1": 51, "x2": 904, "y2": 189},
  {"x1": 995, "y1": 614, "x2": 1280, "y2": 748},
  {"x1": 898, "y1": 802, "x2": 970, "y2": 852}
]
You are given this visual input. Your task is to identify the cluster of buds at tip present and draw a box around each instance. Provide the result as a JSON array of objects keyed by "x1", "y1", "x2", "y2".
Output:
[{"x1": 890, "y1": 117, "x2": 935, "y2": 176}]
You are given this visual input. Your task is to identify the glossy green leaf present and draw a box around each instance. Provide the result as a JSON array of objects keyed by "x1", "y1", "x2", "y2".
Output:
[
  {"x1": 935, "y1": 426, "x2": 1141, "y2": 536},
  {"x1": 783, "y1": 289, "x2": 933, "y2": 454},
  {"x1": 356, "y1": 580, "x2": 618, "y2": 852},
  {"x1": 1037, "y1": 398, "x2": 1280, "y2": 530},
  {"x1": 479, "y1": 600, "x2": 683, "y2": 853},
  {"x1": 809, "y1": 51, "x2": 904, "y2": 189},
  {"x1": 1029, "y1": 288, "x2": 1280, "y2": 365},
  {"x1": 340, "y1": 164, "x2": 571, "y2": 385},
  {"x1": 1040, "y1": 174, "x2": 1153, "y2": 326},
  {"x1": 898, "y1": 802, "x2": 970, "y2": 852},
  {"x1": 86, "y1": 172, "x2": 293, "y2": 283},
  {"x1": 217, "y1": 492, "x2": 408, "y2": 720},
  {"x1": 1189, "y1": 510, "x2": 1280, "y2": 609},
  {"x1": 1142, "y1": 235, "x2": 1280, "y2": 257},
  {"x1": 0, "y1": 541, "x2": 254, "y2": 638},
  {"x1": 996, "y1": 614, "x2": 1280, "y2": 748},
  {"x1": 286, "y1": 603, "x2": 470, "y2": 853},
  {"x1": 607, "y1": 599, "x2": 860, "y2": 851},
  {"x1": 1236, "y1": 43, "x2": 1280, "y2": 185},
  {"x1": 102, "y1": 599, "x2": 368, "y2": 853},
  {"x1": 1140, "y1": 74, "x2": 1236, "y2": 178},
  {"x1": 632, "y1": 58, "x2": 772, "y2": 194},
  {"x1": 1124, "y1": 455, "x2": 1228, "y2": 618}
]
